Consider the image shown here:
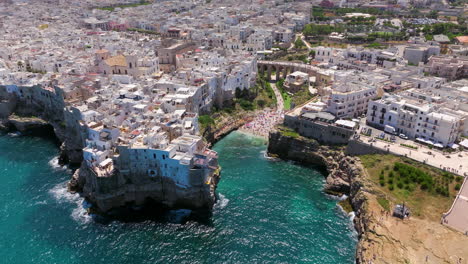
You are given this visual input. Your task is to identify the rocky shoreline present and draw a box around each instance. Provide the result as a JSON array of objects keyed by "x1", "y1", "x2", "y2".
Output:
[
  {"x1": 0, "y1": 115, "x2": 84, "y2": 166},
  {"x1": 268, "y1": 129, "x2": 373, "y2": 264}
]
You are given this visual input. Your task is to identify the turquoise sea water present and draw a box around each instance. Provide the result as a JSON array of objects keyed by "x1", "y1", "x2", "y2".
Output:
[{"x1": 0, "y1": 131, "x2": 356, "y2": 264}]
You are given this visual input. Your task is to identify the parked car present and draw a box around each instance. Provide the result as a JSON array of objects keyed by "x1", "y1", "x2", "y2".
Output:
[
  {"x1": 384, "y1": 125, "x2": 397, "y2": 135},
  {"x1": 399, "y1": 134, "x2": 408, "y2": 140}
]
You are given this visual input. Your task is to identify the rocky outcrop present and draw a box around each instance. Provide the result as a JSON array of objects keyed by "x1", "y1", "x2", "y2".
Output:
[
  {"x1": 0, "y1": 86, "x2": 86, "y2": 166},
  {"x1": 203, "y1": 112, "x2": 256, "y2": 146},
  {"x1": 268, "y1": 129, "x2": 372, "y2": 264},
  {"x1": 69, "y1": 162, "x2": 220, "y2": 217}
]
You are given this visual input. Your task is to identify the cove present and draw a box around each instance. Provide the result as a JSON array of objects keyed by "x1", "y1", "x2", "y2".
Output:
[{"x1": 0, "y1": 131, "x2": 356, "y2": 263}]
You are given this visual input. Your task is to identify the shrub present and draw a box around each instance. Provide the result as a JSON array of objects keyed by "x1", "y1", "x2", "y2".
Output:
[
  {"x1": 455, "y1": 183, "x2": 461, "y2": 191},
  {"x1": 238, "y1": 99, "x2": 255, "y2": 111},
  {"x1": 380, "y1": 179, "x2": 385, "y2": 186},
  {"x1": 199, "y1": 115, "x2": 215, "y2": 129}
]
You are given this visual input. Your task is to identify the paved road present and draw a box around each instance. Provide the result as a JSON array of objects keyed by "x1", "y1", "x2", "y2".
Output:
[
  {"x1": 300, "y1": 33, "x2": 313, "y2": 51},
  {"x1": 270, "y1": 81, "x2": 284, "y2": 112},
  {"x1": 443, "y1": 177, "x2": 468, "y2": 234}
]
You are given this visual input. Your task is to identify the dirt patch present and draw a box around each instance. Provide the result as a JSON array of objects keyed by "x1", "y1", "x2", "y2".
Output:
[{"x1": 361, "y1": 194, "x2": 468, "y2": 264}]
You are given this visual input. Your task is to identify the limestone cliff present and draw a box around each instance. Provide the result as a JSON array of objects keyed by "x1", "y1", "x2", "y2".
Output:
[
  {"x1": 0, "y1": 85, "x2": 86, "y2": 166},
  {"x1": 69, "y1": 162, "x2": 220, "y2": 215},
  {"x1": 268, "y1": 129, "x2": 372, "y2": 264},
  {"x1": 1, "y1": 85, "x2": 220, "y2": 217}
]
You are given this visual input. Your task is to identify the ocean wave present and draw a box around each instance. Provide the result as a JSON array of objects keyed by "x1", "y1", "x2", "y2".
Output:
[
  {"x1": 48, "y1": 156, "x2": 68, "y2": 171},
  {"x1": 49, "y1": 181, "x2": 91, "y2": 224},
  {"x1": 338, "y1": 194, "x2": 348, "y2": 201},
  {"x1": 214, "y1": 193, "x2": 229, "y2": 210},
  {"x1": 7, "y1": 132, "x2": 21, "y2": 137},
  {"x1": 262, "y1": 150, "x2": 280, "y2": 161},
  {"x1": 348, "y1": 211, "x2": 355, "y2": 221}
]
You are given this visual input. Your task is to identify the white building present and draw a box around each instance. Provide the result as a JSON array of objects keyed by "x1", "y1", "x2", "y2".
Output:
[{"x1": 366, "y1": 94, "x2": 463, "y2": 146}]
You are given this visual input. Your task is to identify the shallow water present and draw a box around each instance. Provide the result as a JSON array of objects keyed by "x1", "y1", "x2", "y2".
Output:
[{"x1": 0, "y1": 131, "x2": 356, "y2": 263}]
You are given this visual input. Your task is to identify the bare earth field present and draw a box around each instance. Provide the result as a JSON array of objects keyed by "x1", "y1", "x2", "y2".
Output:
[{"x1": 361, "y1": 195, "x2": 468, "y2": 264}]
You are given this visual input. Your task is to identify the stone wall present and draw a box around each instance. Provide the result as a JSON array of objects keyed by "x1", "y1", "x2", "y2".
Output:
[
  {"x1": 283, "y1": 114, "x2": 354, "y2": 145},
  {"x1": 345, "y1": 139, "x2": 389, "y2": 156}
]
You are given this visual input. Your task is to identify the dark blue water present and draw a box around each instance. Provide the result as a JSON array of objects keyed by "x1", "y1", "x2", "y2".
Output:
[{"x1": 0, "y1": 131, "x2": 356, "y2": 263}]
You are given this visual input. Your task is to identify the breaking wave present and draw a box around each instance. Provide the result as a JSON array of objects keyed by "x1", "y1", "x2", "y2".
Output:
[
  {"x1": 49, "y1": 181, "x2": 91, "y2": 224},
  {"x1": 7, "y1": 132, "x2": 21, "y2": 137},
  {"x1": 348, "y1": 211, "x2": 356, "y2": 221},
  {"x1": 48, "y1": 156, "x2": 67, "y2": 171},
  {"x1": 214, "y1": 193, "x2": 229, "y2": 210},
  {"x1": 262, "y1": 150, "x2": 280, "y2": 161}
]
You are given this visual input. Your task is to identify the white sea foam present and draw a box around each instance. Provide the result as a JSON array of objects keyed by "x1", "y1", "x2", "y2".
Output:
[
  {"x1": 48, "y1": 156, "x2": 67, "y2": 171},
  {"x1": 49, "y1": 181, "x2": 91, "y2": 224},
  {"x1": 339, "y1": 194, "x2": 348, "y2": 201},
  {"x1": 348, "y1": 211, "x2": 356, "y2": 221},
  {"x1": 262, "y1": 150, "x2": 280, "y2": 161},
  {"x1": 214, "y1": 193, "x2": 229, "y2": 210},
  {"x1": 7, "y1": 132, "x2": 21, "y2": 137}
]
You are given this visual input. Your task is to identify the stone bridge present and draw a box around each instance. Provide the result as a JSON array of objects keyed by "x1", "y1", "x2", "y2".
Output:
[{"x1": 257, "y1": 60, "x2": 332, "y2": 86}]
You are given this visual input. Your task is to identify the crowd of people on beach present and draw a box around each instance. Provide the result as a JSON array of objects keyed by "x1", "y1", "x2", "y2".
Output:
[{"x1": 239, "y1": 109, "x2": 284, "y2": 138}]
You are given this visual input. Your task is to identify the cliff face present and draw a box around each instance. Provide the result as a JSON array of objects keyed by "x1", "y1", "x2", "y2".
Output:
[
  {"x1": 70, "y1": 163, "x2": 220, "y2": 214},
  {"x1": 1, "y1": 85, "x2": 220, "y2": 217},
  {"x1": 0, "y1": 86, "x2": 86, "y2": 166},
  {"x1": 268, "y1": 129, "x2": 372, "y2": 264}
]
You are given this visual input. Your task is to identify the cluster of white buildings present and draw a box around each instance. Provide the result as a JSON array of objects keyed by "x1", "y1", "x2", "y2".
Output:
[
  {"x1": 2, "y1": 0, "x2": 303, "y2": 190},
  {"x1": 305, "y1": 38, "x2": 467, "y2": 147}
]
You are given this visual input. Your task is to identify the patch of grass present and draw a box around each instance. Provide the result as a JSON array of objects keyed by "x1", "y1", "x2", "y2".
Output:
[
  {"x1": 339, "y1": 198, "x2": 353, "y2": 213},
  {"x1": 96, "y1": 1, "x2": 151, "y2": 11},
  {"x1": 377, "y1": 197, "x2": 390, "y2": 211},
  {"x1": 127, "y1": 28, "x2": 159, "y2": 35},
  {"x1": 290, "y1": 86, "x2": 313, "y2": 108},
  {"x1": 360, "y1": 154, "x2": 458, "y2": 221},
  {"x1": 400, "y1": 143, "x2": 418, "y2": 150},
  {"x1": 278, "y1": 125, "x2": 300, "y2": 138},
  {"x1": 276, "y1": 79, "x2": 291, "y2": 110}
]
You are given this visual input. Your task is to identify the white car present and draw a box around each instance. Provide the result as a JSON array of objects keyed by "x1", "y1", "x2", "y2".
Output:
[{"x1": 399, "y1": 134, "x2": 408, "y2": 140}]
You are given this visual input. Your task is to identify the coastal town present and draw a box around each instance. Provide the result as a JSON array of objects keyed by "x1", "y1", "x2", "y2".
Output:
[{"x1": 0, "y1": 0, "x2": 467, "y2": 263}]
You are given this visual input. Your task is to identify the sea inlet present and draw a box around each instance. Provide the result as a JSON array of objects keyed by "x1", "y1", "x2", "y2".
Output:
[{"x1": 0, "y1": 131, "x2": 356, "y2": 263}]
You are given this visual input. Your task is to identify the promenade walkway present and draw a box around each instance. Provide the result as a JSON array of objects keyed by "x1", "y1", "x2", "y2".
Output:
[{"x1": 357, "y1": 134, "x2": 468, "y2": 177}]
